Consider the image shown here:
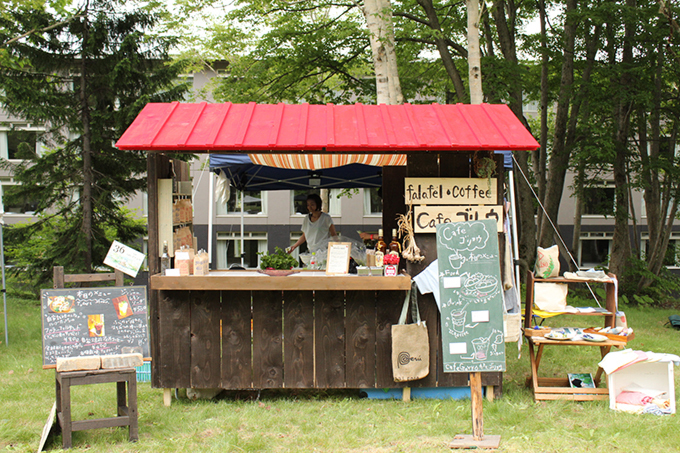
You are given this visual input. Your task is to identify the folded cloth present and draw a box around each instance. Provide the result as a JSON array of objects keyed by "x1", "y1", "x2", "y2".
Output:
[{"x1": 599, "y1": 349, "x2": 648, "y2": 374}]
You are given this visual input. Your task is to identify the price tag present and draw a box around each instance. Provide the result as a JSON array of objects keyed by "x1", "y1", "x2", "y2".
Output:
[{"x1": 103, "y1": 240, "x2": 146, "y2": 277}]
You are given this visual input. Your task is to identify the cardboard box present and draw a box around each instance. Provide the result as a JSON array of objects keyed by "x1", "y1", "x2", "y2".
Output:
[{"x1": 608, "y1": 361, "x2": 675, "y2": 413}]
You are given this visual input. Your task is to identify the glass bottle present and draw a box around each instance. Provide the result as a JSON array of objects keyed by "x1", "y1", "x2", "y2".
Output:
[
  {"x1": 160, "y1": 241, "x2": 171, "y2": 275},
  {"x1": 310, "y1": 252, "x2": 317, "y2": 270},
  {"x1": 376, "y1": 229, "x2": 387, "y2": 254},
  {"x1": 389, "y1": 228, "x2": 402, "y2": 253}
]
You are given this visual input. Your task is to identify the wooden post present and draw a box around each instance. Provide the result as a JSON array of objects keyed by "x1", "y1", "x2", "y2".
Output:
[{"x1": 470, "y1": 372, "x2": 483, "y2": 441}]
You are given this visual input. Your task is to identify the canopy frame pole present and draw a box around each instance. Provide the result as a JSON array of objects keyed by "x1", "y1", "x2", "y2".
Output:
[
  {"x1": 240, "y1": 191, "x2": 245, "y2": 267},
  {"x1": 208, "y1": 170, "x2": 214, "y2": 264},
  {"x1": 1, "y1": 212, "x2": 7, "y2": 346}
]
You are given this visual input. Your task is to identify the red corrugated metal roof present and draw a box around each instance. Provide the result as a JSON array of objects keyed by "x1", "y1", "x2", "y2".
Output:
[{"x1": 115, "y1": 102, "x2": 538, "y2": 152}]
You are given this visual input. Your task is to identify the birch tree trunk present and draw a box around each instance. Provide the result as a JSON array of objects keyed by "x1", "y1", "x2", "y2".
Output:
[
  {"x1": 467, "y1": 0, "x2": 482, "y2": 104},
  {"x1": 362, "y1": 0, "x2": 404, "y2": 104}
]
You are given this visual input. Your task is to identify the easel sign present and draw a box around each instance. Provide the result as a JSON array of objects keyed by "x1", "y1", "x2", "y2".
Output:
[
  {"x1": 325, "y1": 242, "x2": 351, "y2": 275},
  {"x1": 436, "y1": 219, "x2": 505, "y2": 449}
]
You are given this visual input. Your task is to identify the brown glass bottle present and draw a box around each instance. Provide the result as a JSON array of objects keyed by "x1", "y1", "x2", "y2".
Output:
[
  {"x1": 376, "y1": 229, "x2": 387, "y2": 254},
  {"x1": 389, "y1": 228, "x2": 401, "y2": 253}
]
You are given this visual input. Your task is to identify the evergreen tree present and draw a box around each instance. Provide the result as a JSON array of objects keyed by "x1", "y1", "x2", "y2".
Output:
[{"x1": 0, "y1": 0, "x2": 189, "y2": 285}]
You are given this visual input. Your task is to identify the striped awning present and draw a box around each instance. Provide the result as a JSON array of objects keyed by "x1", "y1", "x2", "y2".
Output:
[
  {"x1": 248, "y1": 153, "x2": 407, "y2": 169},
  {"x1": 116, "y1": 102, "x2": 539, "y2": 157}
]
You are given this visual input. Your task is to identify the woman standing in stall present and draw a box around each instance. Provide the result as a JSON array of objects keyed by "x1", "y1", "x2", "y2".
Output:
[{"x1": 288, "y1": 193, "x2": 336, "y2": 254}]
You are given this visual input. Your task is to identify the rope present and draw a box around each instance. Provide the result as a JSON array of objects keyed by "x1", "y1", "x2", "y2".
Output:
[{"x1": 511, "y1": 155, "x2": 601, "y2": 307}]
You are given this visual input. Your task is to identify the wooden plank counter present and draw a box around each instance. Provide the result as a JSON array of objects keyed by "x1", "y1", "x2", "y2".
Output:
[
  {"x1": 146, "y1": 271, "x2": 501, "y2": 393},
  {"x1": 149, "y1": 270, "x2": 413, "y2": 291}
]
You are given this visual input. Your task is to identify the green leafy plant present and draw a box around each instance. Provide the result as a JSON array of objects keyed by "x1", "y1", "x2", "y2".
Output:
[{"x1": 258, "y1": 247, "x2": 298, "y2": 270}]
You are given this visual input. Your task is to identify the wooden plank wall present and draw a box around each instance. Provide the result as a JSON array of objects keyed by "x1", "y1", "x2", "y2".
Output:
[{"x1": 153, "y1": 289, "x2": 501, "y2": 390}]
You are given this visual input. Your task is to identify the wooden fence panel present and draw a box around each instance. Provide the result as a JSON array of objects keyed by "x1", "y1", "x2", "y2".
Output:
[
  {"x1": 283, "y1": 291, "x2": 314, "y2": 388},
  {"x1": 158, "y1": 290, "x2": 191, "y2": 388},
  {"x1": 190, "y1": 290, "x2": 221, "y2": 388},
  {"x1": 221, "y1": 290, "x2": 252, "y2": 389},
  {"x1": 345, "y1": 290, "x2": 377, "y2": 388},
  {"x1": 252, "y1": 291, "x2": 283, "y2": 388},
  {"x1": 375, "y1": 290, "x2": 406, "y2": 388},
  {"x1": 315, "y1": 290, "x2": 346, "y2": 388}
]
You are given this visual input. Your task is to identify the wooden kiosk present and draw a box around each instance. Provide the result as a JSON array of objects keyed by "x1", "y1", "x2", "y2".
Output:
[{"x1": 116, "y1": 102, "x2": 539, "y2": 399}]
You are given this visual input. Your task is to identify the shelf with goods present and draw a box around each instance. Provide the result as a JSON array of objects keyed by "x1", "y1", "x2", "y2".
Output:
[
  {"x1": 158, "y1": 177, "x2": 194, "y2": 259},
  {"x1": 523, "y1": 271, "x2": 632, "y2": 401}
]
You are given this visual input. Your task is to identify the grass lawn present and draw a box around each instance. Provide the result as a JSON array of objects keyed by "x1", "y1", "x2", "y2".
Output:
[{"x1": 1, "y1": 291, "x2": 680, "y2": 452}]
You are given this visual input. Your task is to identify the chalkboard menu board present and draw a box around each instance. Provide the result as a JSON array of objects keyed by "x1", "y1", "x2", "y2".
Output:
[
  {"x1": 41, "y1": 286, "x2": 150, "y2": 368},
  {"x1": 436, "y1": 219, "x2": 506, "y2": 373}
]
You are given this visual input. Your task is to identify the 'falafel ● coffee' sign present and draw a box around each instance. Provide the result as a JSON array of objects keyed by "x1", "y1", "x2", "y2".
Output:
[
  {"x1": 40, "y1": 286, "x2": 150, "y2": 368},
  {"x1": 436, "y1": 220, "x2": 506, "y2": 373},
  {"x1": 404, "y1": 177, "x2": 497, "y2": 205}
]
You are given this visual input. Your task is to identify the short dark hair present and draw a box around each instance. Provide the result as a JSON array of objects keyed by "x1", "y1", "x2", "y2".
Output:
[{"x1": 307, "y1": 193, "x2": 322, "y2": 212}]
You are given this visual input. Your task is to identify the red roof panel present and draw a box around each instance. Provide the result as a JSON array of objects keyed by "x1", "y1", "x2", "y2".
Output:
[{"x1": 116, "y1": 102, "x2": 538, "y2": 152}]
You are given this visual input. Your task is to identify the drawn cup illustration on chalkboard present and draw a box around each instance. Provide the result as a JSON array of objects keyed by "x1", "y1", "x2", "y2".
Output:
[
  {"x1": 450, "y1": 302, "x2": 469, "y2": 334},
  {"x1": 448, "y1": 252, "x2": 466, "y2": 270},
  {"x1": 112, "y1": 295, "x2": 134, "y2": 319},
  {"x1": 48, "y1": 295, "x2": 75, "y2": 313},
  {"x1": 471, "y1": 337, "x2": 490, "y2": 361},
  {"x1": 88, "y1": 314, "x2": 105, "y2": 337}
]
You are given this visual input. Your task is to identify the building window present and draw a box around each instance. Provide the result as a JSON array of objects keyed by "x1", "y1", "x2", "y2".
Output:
[
  {"x1": 363, "y1": 187, "x2": 382, "y2": 216},
  {"x1": 216, "y1": 232, "x2": 267, "y2": 269},
  {"x1": 0, "y1": 183, "x2": 38, "y2": 214},
  {"x1": 216, "y1": 189, "x2": 266, "y2": 215},
  {"x1": 578, "y1": 232, "x2": 613, "y2": 268},
  {"x1": 583, "y1": 183, "x2": 615, "y2": 217},
  {"x1": 291, "y1": 189, "x2": 341, "y2": 216},
  {"x1": 5, "y1": 130, "x2": 38, "y2": 160},
  {"x1": 641, "y1": 236, "x2": 680, "y2": 268}
]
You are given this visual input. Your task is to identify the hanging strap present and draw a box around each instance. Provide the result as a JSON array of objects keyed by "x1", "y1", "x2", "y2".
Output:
[{"x1": 398, "y1": 281, "x2": 421, "y2": 325}]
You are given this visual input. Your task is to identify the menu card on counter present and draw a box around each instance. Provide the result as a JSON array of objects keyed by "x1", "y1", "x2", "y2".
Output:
[
  {"x1": 41, "y1": 286, "x2": 150, "y2": 368},
  {"x1": 325, "y1": 242, "x2": 351, "y2": 275}
]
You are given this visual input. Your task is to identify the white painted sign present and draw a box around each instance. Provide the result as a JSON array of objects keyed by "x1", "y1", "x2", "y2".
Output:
[
  {"x1": 103, "y1": 240, "x2": 145, "y2": 278},
  {"x1": 414, "y1": 205, "x2": 503, "y2": 233},
  {"x1": 405, "y1": 178, "x2": 497, "y2": 205}
]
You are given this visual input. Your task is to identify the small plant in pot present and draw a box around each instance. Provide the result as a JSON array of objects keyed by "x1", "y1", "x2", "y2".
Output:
[{"x1": 258, "y1": 247, "x2": 299, "y2": 275}]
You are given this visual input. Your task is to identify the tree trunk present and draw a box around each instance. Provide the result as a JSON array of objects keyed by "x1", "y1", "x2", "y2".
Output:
[
  {"x1": 514, "y1": 151, "x2": 536, "y2": 277},
  {"x1": 537, "y1": 0, "x2": 578, "y2": 248},
  {"x1": 467, "y1": 0, "x2": 483, "y2": 103},
  {"x1": 491, "y1": 0, "x2": 534, "y2": 276},
  {"x1": 363, "y1": 0, "x2": 404, "y2": 104},
  {"x1": 80, "y1": 7, "x2": 93, "y2": 273},
  {"x1": 571, "y1": 163, "x2": 584, "y2": 272},
  {"x1": 416, "y1": 0, "x2": 466, "y2": 102},
  {"x1": 608, "y1": 0, "x2": 636, "y2": 277},
  {"x1": 535, "y1": 0, "x2": 548, "y2": 224}
]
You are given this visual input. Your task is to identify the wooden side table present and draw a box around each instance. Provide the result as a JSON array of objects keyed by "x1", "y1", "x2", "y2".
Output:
[{"x1": 55, "y1": 368, "x2": 138, "y2": 449}]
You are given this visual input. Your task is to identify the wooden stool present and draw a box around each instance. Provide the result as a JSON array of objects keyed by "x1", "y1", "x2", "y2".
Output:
[{"x1": 55, "y1": 368, "x2": 138, "y2": 449}]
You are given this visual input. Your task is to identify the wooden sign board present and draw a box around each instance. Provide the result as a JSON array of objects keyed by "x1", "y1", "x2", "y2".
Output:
[
  {"x1": 414, "y1": 205, "x2": 503, "y2": 233},
  {"x1": 41, "y1": 286, "x2": 150, "y2": 368},
  {"x1": 405, "y1": 178, "x2": 497, "y2": 205},
  {"x1": 326, "y1": 242, "x2": 351, "y2": 275},
  {"x1": 436, "y1": 220, "x2": 506, "y2": 373}
]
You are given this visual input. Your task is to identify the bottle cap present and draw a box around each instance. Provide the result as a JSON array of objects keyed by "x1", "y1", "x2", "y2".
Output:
[{"x1": 378, "y1": 229, "x2": 383, "y2": 236}]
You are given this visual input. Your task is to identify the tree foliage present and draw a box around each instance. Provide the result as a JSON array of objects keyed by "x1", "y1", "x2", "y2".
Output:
[{"x1": 0, "y1": 0, "x2": 189, "y2": 286}]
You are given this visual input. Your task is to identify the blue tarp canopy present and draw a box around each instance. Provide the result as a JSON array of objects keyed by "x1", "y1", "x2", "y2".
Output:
[
  {"x1": 209, "y1": 154, "x2": 384, "y2": 191},
  {"x1": 209, "y1": 152, "x2": 513, "y2": 192}
]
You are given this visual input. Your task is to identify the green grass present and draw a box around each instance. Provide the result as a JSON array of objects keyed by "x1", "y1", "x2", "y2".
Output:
[{"x1": 2, "y1": 293, "x2": 680, "y2": 452}]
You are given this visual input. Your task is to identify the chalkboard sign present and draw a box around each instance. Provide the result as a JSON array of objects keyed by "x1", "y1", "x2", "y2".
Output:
[
  {"x1": 41, "y1": 286, "x2": 150, "y2": 368},
  {"x1": 436, "y1": 219, "x2": 506, "y2": 373}
]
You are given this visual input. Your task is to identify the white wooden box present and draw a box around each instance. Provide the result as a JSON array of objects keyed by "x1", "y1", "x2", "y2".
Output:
[{"x1": 608, "y1": 361, "x2": 675, "y2": 413}]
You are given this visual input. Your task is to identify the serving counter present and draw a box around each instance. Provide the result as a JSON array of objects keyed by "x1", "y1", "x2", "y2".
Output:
[{"x1": 146, "y1": 270, "x2": 501, "y2": 396}]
